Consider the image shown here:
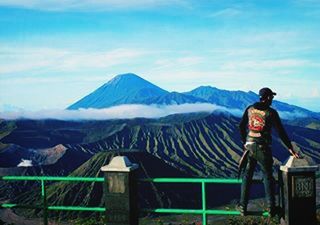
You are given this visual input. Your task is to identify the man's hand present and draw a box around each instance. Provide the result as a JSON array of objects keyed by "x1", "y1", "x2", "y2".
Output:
[{"x1": 288, "y1": 148, "x2": 300, "y2": 158}]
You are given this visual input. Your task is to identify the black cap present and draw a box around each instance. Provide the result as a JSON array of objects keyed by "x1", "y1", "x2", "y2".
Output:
[{"x1": 259, "y1": 87, "x2": 276, "y2": 98}]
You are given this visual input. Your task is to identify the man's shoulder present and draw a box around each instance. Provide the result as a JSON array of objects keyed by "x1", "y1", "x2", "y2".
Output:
[
  {"x1": 249, "y1": 103, "x2": 277, "y2": 115},
  {"x1": 268, "y1": 107, "x2": 279, "y2": 117},
  {"x1": 268, "y1": 107, "x2": 277, "y2": 113},
  {"x1": 248, "y1": 103, "x2": 266, "y2": 111},
  {"x1": 246, "y1": 104, "x2": 254, "y2": 110}
]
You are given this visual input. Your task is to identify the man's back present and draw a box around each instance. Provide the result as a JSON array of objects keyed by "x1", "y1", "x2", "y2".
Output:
[{"x1": 239, "y1": 102, "x2": 293, "y2": 150}]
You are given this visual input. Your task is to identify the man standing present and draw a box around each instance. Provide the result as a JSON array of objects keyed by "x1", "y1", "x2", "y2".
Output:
[{"x1": 238, "y1": 87, "x2": 299, "y2": 216}]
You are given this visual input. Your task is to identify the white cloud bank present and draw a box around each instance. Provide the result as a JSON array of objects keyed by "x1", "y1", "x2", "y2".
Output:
[
  {"x1": 0, "y1": 104, "x2": 310, "y2": 121},
  {"x1": 0, "y1": 104, "x2": 243, "y2": 120}
]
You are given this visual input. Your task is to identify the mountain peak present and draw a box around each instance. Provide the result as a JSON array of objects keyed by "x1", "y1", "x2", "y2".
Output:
[
  {"x1": 106, "y1": 73, "x2": 145, "y2": 86},
  {"x1": 105, "y1": 73, "x2": 160, "y2": 88},
  {"x1": 117, "y1": 73, "x2": 138, "y2": 77},
  {"x1": 200, "y1": 86, "x2": 218, "y2": 91},
  {"x1": 67, "y1": 73, "x2": 168, "y2": 109},
  {"x1": 109, "y1": 73, "x2": 141, "y2": 81},
  {"x1": 197, "y1": 85, "x2": 216, "y2": 89}
]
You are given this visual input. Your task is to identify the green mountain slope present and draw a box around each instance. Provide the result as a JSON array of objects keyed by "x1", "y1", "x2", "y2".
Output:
[
  {"x1": 287, "y1": 117, "x2": 320, "y2": 130},
  {"x1": 2, "y1": 113, "x2": 319, "y2": 178},
  {"x1": 67, "y1": 113, "x2": 320, "y2": 178}
]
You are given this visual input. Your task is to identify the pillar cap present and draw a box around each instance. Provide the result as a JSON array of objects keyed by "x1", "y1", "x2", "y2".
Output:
[
  {"x1": 101, "y1": 156, "x2": 139, "y2": 172},
  {"x1": 280, "y1": 156, "x2": 318, "y2": 172}
]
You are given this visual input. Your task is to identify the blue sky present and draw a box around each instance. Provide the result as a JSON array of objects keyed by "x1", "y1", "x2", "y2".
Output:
[{"x1": 0, "y1": 0, "x2": 319, "y2": 111}]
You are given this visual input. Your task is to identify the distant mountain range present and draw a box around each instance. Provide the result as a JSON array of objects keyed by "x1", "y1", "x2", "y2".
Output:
[{"x1": 68, "y1": 73, "x2": 320, "y2": 119}]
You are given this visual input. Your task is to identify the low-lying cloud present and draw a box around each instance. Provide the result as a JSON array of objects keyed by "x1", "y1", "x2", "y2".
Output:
[
  {"x1": 0, "y1": 104, "x2": 243, "y2": 121},
  {"x1": 278, "y1": 110, "x2": 309, "y2": 120}
]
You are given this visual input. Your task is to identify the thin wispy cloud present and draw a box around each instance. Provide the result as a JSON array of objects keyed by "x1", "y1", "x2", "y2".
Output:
[
  {"x1": 58, "y1": 48, "x2": 146, "y2": 70},
  {"x1": 0, "y1": 0, "x2": 187, "y2": 11},
  {"x1": 293, "y1": 0, "x2": 320, "y2": 8},
  {"x1": 311, "y1": 88, "x2": 320, "y2": 98},
  {"x1": 239, "y1": 31, "x2": 300, "y2": 45},
  {"x1": 0, "y1": 76, "x2": 109, "y2": 86},
  {"x1": 221, "y1": 59, "x2": 318, "y2": 71},
  {"x1": 154, "y1": 56, "x2": 204, "y2": 70},
  {"x1": 0, "y1": 47, "x2": 147, "y2": 74},
  {"x1": 209, "y1": 8, "x2": 242, "y2": 18},
  {"x1": 208, "y1": 45, "x2": 314, "y2": 59},
  {"x1": 0, "y1": 47, "x2": 67, "y2": 74}
]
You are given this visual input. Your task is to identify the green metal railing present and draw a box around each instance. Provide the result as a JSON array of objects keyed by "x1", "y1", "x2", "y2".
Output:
[
  {"x1": 1, "y1": 173, "x2": 319, "y2": 225},
  {"x1": 140, "y1": 178, "x2": 269, "y2": 225},
  {"x1": 0, "y1": 176, "x2": 105, "y2": 225}
]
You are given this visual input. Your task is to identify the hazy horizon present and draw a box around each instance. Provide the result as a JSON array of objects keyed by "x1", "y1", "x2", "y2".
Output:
[{"x1": 1, "y1": 1, "x2": 319, "y2": 112}]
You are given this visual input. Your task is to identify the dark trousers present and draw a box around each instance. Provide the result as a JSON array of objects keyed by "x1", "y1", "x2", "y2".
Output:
[{"x1": 240, "y1": 142, "x2": 275, "y2": 210}]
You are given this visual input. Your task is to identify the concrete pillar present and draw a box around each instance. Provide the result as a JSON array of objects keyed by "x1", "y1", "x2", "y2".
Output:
[
  {"x1": 101, "y1": 156, "x2": 139, "y2": 225},
  {"x1": 279, "y1": 156, "x2": 318, "y2": 225}
]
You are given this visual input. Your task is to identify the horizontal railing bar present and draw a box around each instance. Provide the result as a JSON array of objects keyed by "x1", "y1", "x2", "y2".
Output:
[
  {"x1": 206, "y1": 209, "x2": 269, "y2": 216},
  {"x1": 1, "y1": 203, "x2": 42, "y2": 209},
  {"x1": 142, "y1": 208, "x2": 203, "y2": 214},
  {"x1": 1, "y1": 204, "x2": 105, "y2": 212},
  {"x1": 140, "y1": 178, "x2": 242, "y2": 183},
  {"x1": 3, "y1": 204, "x2": 267, "y2": 217},
  {"x1": 1, "y1": 176, "x2": 286, "y2": 183},
  {"x1": 142, "y1": 208, "x2": 269, "y2": 216},
  {"x1": 48, "y1": 206, "x2": 105, "y2": 212},
  {"x1": 139, "y1": 178, "x2": 276, "y2": 184},
  {"x1": 0, "y1": 176, "x2": 104, "y2": 182},
  {"x1": 206, "y1": 209, "x2": 241, "y2": 215}
]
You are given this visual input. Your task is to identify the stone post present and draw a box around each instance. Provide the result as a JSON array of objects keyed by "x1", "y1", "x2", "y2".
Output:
[
  {"x1": 279, "y1": 156, "x2": 318, "y2": 225},
  {"x1": 101, "y1": 156, "x2": 139, "y2": 225}
]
